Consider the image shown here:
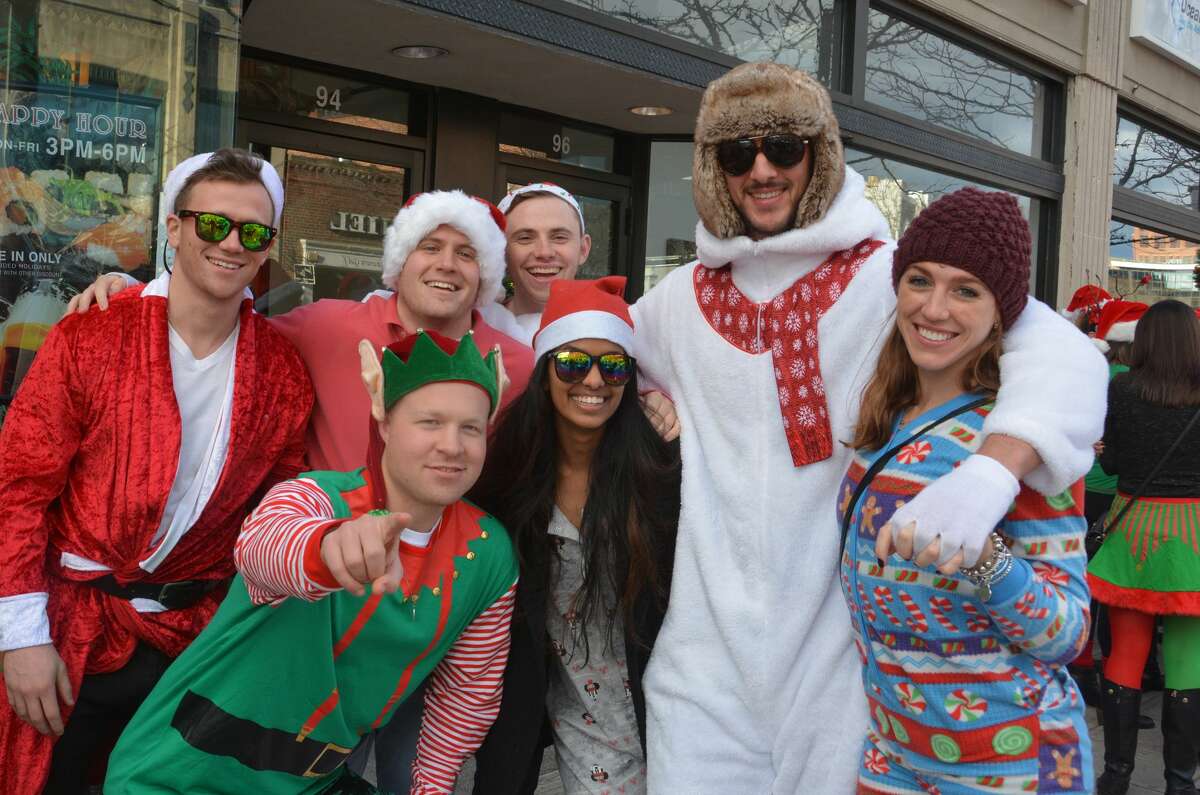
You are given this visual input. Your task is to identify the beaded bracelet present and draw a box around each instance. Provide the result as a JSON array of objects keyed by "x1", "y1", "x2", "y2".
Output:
[{"x1": 960, "y1": 532, "x2": 1014, "y2": 601}]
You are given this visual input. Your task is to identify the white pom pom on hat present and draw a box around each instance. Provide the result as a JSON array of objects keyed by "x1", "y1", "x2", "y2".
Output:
[
  {"x1": 162, "y1": 150, "x2": 284, "y2": 228},
  {"x1": 381, "y1": 190, "x2": 508, "y2": 308}
]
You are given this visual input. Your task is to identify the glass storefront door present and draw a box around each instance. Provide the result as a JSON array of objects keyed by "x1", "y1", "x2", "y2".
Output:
[
  {"x1": 497, "y1": 163, "x2": 631, "y2": 282},
  {"x1": 237, "y1": 122, "x2": 423, "y2": 317}
]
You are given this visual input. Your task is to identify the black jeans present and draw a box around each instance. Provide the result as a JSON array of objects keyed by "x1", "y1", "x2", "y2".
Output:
[{"x1": 42, "y1": 642, "x2": 172, "y2": 794}]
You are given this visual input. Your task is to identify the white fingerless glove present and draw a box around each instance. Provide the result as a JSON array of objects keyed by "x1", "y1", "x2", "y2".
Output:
[{"x1": 891, "y1": 454, "x2": 1020, "y2": 567}]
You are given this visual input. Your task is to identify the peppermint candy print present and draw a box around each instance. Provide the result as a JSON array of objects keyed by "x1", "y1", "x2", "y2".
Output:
[
  {"x1": 944, "y1": 689, "x2": 989, "y2": 722},
  {"x1": 863, "y1": 748, "x2": 890, "y2": 775},
  {"x1": 894, "y1": 682, "x2": 927, "y2": 715},
  {"x1": 896, "y1": 440, "x2": 932, "y2": 465},
  {"x1": 693, "y1": 239, "x2": 885, "y2": 467}
]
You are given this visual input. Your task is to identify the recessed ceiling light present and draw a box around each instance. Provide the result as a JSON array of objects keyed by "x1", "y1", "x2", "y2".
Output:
[
  {"x1": 391, "y1": 45, "x2": 448, "y2": 59},
  {"x1": 629, "y1": 105, "x2": 673, "y2": 116}
]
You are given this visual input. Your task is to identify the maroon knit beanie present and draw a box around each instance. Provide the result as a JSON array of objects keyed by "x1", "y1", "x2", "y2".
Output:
[{"x1": 892, "y1": 187, "x2": 1030, "y2": 329}]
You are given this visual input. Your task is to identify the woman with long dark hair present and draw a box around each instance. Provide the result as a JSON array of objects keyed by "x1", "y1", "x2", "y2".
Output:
[
  {"x1": 469, "y1": 276, "x2": 680, "y2": 794},
  {"x1": 1089, "y1": 299, "x2": 1200, "y2": 795},
  {"x1": 839, "y1": 188, "x2": 1091, "y2": 793}
]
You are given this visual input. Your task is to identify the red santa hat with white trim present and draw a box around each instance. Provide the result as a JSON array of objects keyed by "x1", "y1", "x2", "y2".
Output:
[
  {"x1": 1091, "y1": 299, "x2": 1148, "y2": 353},
  {"x1": 1061, "y1": 284, "x2": 1111, "y2": 325},
  {"x1": 380, "y1": 190, "x2": 508, "y2": 307},
  {"x1": 533, "y1": 275, "x2": 635, "y2": 359}
]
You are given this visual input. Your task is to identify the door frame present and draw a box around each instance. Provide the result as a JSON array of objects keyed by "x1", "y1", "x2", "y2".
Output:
[{"x1": 236, "y1": 119, "x2": 427, "y2": 186}]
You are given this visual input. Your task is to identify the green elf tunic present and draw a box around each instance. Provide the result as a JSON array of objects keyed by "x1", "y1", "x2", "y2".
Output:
[
  {"x1": 1088, "y1": 377, "x2": 1200, "y2": 616},
  {"x1": 104, "y1": 466, "x2": 518, "y2": 794}
]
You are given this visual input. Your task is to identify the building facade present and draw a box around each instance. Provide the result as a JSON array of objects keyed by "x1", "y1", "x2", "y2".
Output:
[{"x1": 1, "y1": 0, "x2": 1198, "y2": 426}]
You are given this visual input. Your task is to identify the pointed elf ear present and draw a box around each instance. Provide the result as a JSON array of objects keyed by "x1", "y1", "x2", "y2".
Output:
[
  {"x1": 359, "y1": 339, "x2": 386, "y2": 422},
  {"x1": 491, "y1": 345, "x2": 507, "y2": 422}
]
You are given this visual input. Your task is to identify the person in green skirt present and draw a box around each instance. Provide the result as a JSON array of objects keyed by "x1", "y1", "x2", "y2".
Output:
[
  {"x1": 1088, "y1": 299, "x2": 1200, "y2": 795},
  {"x1": 104, "y1": 329, "x2": 519, "y2": 794}
]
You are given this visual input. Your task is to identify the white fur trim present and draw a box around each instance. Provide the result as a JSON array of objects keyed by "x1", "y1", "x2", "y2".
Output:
[
  {"x1": 1092, "y1": 338, "x2": 1111, "y2": 354},
  {"x1": 533, "y1": 310, "x2": 635, "y2": 359},
  {"x1": 162, "y1": 151, "x2": 284, "y2": 227},
  {"x1": 1105, "y1": 319, "x2": 1137, "y2": 343},
  {"x1": 380, "y1": 190, "x2": 507, "y2": 307}
]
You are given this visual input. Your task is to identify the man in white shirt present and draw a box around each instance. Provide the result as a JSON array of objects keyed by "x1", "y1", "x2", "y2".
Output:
[{"x1": 476, "y1": 182, "x2": 593, "y2": 345}]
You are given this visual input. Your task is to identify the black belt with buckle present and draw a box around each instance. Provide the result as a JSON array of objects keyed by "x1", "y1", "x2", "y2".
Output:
[
  {"x1": 87, "y1": 574, "x2": 228, "y2": 611},
  {"x1": 171, "y1": 689, "x2": 354, "y2": 779}
]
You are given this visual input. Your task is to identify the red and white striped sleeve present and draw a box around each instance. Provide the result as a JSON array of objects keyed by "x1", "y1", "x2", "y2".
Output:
[
  {"x1": 411, "y1": 582, "x2": 517, "y2": 794},
  {"x1": 233, "y1": 478, "x2": 344, "y2": 605}
]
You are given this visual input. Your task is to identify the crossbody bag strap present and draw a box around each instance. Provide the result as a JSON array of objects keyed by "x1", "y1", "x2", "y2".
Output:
[
  {"x1": 839, "y1": 396, "x2": 993, "y2": 562},
  {"x1": 1103, "y1": 402, "x2": 1200, "y2": 531}
]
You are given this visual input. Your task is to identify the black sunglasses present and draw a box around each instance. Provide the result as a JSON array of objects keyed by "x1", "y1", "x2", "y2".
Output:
[
  {"x1": 177, "y1": 210, "x2": 277, "y2": 252},
  {"x1": 715, "y1": 134, "x2": 810, "y2": 176},
  {"x1": 551, "y1": 350, "x2": 635, "y2": 386}
]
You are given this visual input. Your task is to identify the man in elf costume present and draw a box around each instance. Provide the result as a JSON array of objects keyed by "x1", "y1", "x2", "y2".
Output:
[
  {"x1": 0, "y1": 148, "x2": 313, "y2": 793},
  {"x1": 629, "y1": 63, "x2": 1108, "y2": 791},
  {"x1": 105, "y1": 329, "x2": 518, "y2": 794}
]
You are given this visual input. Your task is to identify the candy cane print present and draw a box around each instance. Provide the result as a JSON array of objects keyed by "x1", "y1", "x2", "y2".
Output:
[
  {"x1": 898, "y1": 591, "x2": 928, "y2": 633},
  {"x1": 857, "y1": 583, "x2": 878, "y2": 623},
  {"x1": 961, "y1": 602, "x2": 991, "y2": 632},
  {"x1": 873, "y1": 586, "x2": 903, "y2": 626},
  {"x1": 1014, "y1": 668, "x2": 1041, "y2": 704},
  {"x1": 1014, "y1": 592, "x2": 1049, "y2": 621},
  {"x1": 927, "y1": 596, "x2": 960, "y2": 632},
  {"x1": 991, "y1": 612, "x2": 1026, "y2": 638}
]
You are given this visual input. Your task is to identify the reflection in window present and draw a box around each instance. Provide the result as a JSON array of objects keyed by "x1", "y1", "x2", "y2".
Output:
[
  {"x1": 643, "y1": 141, "x2": 698, "y2": 293},
  {"x1": 1113, "y1": 117, "x2": 1200, "y2": 210},
  {"x1": 865, "y1": 9, "x2": 1044, "y2": 157},
  {"x1": 1108, "y1": 220, "x2": 1200, "y2": 309},
  {"x1": 846, "y1": 147, "x2": 1032, "y2": 240},
  {"x1": 564, "y1": 0, "x2": 844, "y2": 84},
  {"x1": 256, "y1": 149, "x2": 409, "y2": 316},
  {"x1": 0, "y1": 0, "x2": 241, "y2": 427},
  {"x1": 239, "y1": 57, "x2": 413, "y2": 137}
]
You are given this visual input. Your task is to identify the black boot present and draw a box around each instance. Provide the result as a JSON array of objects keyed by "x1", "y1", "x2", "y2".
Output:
[
  {"x1": 1097, "y1": 678, "x2": 1141, "y2": 795},
  {"x1": 1163, "y1": 688, "x2": 1200, "y2": 795}
]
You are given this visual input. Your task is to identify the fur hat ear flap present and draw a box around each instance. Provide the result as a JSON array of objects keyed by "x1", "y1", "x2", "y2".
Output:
[{"x1": 692, "y1": 144, "x2": 745, "y2": 239}]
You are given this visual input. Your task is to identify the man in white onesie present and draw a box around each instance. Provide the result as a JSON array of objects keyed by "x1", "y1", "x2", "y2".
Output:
[{"x1": 631, "y1": 62, "x2": 1107, "y2": 792}]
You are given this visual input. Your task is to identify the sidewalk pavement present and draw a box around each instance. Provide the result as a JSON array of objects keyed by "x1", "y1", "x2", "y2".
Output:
[{"x1": 384, "y1": 695, "x2": 1198, "y2": 794}]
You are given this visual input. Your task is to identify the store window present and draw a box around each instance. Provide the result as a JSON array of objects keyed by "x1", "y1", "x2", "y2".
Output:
[
  {"x1": 0, "y1": 0, "x2": 240, "y2": 425},
  {"x1": 643, "y1": 140, "x2": 697, "y2": 292},
  {"x1": 1108, "y1": 220, "x2": 1200, "y2": 309},
  {"x1": 239, "y1": 57, "x2": 415, "y2": 137},
  {"x1": 1112, "y1": 116, "x2": 1200, "y2": 211},
  {"x1": 864, "y1": 7, "x2": 1047, "y2": 158},
  {"x1": 563, "y1": 0, "x2": 846, "y2": 85},
  {"x1": 252, "y1": 149, "x2": 411, "y2": 317},
  {"x1": 847, "y1": 147, "x2": 1037, "y2": 287},
  {"x1": 498, "y1": 111, "x2": 615, "y2": 173}
]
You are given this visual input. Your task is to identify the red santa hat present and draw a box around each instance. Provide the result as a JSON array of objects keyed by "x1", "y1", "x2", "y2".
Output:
[
  {"x1": 380, "y1": 190, "x2": 508, "y2": 307},
  {"x1": 1062, "y1": 284, "x2": 1111, "y2": 324},
  {"x1": 1092, "y1": 300, "x2": 1148, "y2": 353},
  {"x1": 533, "y1": 276, "x2": 635, "y2": 359}
]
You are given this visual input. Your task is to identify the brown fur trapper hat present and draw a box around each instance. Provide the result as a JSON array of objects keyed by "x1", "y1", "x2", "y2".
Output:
[{"x1": 694, "y1": 62, "x2": 845, "y2": 239}]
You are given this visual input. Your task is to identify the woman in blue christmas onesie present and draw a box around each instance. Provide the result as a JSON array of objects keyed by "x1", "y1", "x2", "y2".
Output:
[{"x1": 839, "y1": 188, "x2": 1092, "y2": 794}]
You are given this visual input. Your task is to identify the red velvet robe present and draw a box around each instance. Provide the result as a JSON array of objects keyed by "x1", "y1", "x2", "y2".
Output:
[{"x1": 0, "y1": 286, "x2": 313, "y2": 794}]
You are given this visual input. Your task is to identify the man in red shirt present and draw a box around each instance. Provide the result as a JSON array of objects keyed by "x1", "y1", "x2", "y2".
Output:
[{"x1": 73, "y1": 189, "x2": 533, "y2": 473}]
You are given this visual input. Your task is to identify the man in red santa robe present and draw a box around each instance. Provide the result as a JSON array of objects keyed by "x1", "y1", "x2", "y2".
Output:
[{"x1": 0, "y1": 147, "x2": 313, "y2": 794}]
